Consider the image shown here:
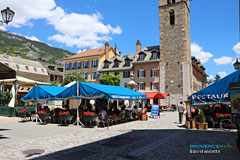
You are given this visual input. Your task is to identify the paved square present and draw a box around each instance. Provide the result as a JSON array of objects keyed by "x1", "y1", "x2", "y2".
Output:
[{"x1": 0, "y1": 112, "x2": 239, "y2": 160}]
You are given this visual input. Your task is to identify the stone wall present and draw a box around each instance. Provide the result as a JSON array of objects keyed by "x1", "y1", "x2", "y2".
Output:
[{"x1": 159, "y1": 1, "x2": 192, "y2": 104}]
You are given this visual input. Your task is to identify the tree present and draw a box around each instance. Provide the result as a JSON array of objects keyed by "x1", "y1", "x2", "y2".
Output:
[
  {"x1": 62, "y1": 72, "x2": 85, "y2": 86},
  {"x1": 50, "y1": 81, "x2": 59, "y2": 86},
  {"x1": 99, "y1": 74, "x2": 120, "y2": 86},
  {"x1": 214, "y1": 74, "x2": 221, "y2": 82}
]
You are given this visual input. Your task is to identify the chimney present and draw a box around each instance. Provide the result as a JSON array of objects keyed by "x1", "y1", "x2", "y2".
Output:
[
  {"x1": 119, "y1": 51, "x2": 121, "y2": 56},
  {"x1": 136, "y1": 40, "x2": 141, "y2": 53},
  {"x1": 105, "y1": 41, "x2": 110, "y2": 60}
]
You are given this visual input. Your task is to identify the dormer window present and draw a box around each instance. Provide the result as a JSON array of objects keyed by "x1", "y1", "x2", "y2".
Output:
[
  {"x1": 152, "y1": 53, "x2": 159, "y2": 60},
  {"x1": 139, "y1": 54, "x2": 145, "y2": 61},
  {"x1": 104, "y1": 62, "x2": 109, "y2": 68},
  {"x1": 34, "y1": 67, "x2": 37, "y2": 72},
  {"x1": 25, "y1": 66, "x2": 29, "y2": 70},
  {"x1": 125, "y1": 59, "x2": 130, "y2": 67},
  {"x1": 113, "y1": 59, "x2": 120, "y2": 68},
  {"x1": 48, "y1": 66, "x2": 54, "y2": 71}
]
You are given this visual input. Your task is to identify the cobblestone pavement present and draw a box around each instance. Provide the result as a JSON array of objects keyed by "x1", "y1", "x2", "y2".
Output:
[{"x1": 0, "y1": 112, "x2": 239, "y2": 160}]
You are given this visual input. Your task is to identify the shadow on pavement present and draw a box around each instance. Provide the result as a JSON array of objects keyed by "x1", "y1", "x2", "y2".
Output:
[{"x1": 33, "y1": 129, "x2": 240, "y2": 160}]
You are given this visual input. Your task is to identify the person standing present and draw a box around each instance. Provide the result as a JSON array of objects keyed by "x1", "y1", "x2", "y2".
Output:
[{"x1": 178, "y1": 101, "x2": 185, "y2": 124}]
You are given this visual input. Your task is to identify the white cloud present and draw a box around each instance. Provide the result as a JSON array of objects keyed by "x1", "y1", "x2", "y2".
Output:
[
  {"x1": 207, "y1": 75, "x2": 215, "y2": 82},
  {"x1": 2, "y1": 0, "x2": 122, "y2": 49},
  {"x1": 213, "y1": 56, "x2": 233, "y2": 65},
  {"x1": 25, "y1": 36, "x2": 40, "y2": 42},
  {"x1": 233, "y1": 42, "x2": 240, "y2": 54},
  {"x1": 0, "y1": 26, "x2": 6, "y2": 31},
  {"x1": 218, "y1": 71, "x2": 227, "y2": 78},
  {"x1": 191, "y1": 43, "x2": 213, "y2": 63}
]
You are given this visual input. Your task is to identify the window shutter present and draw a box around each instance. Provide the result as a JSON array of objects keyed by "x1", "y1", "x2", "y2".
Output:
[
  {"x1": 91, "y1": 60, "x2": 93, "y2": 68},
  {"x1": 137, "y1": 83, "x2": 139, "y2": 90},
  {"x1": 143, "y1": 82, "x2": 145, "y2": 90},
  {"x1": 83, "y1": 61, "x2": 85, "y2": 69},
  {"x1": 87, "y1": 61, "x2": 89, "y2": 68},
  {"x1": 91, "y1": 72, "x2": 93, "y2": 80},
  {"x1": 144, "y1": 70, "x2": 146, "y2": 77},
  {"x1": 80, "y1": 61, "x2": 82, "y2": 69},
  {"x1": 150, "y1": 82, "x2": 152, "y2": 90},
  {"x1": 96, "y1": 59, "x2": 98, "y2": 68},
  {"x1": 138, "y1": 70, "x2": 139, "y2": 77},
  {"x1": 157, "y1": 69, "x2": 159, "y2": 77},
  {"x1": 157, "y1": 82, "x2": 159, "y2": 90},
  {"x1": 65, "y1": 63, "x2": 67, "y2": 71},
  {"x1": 151, "y1": 69, "x2": 152, "y2": 77}
]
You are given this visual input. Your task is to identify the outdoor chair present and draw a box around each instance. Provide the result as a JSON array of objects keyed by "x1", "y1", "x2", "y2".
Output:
[
  {"x1": 112, "y1": 114, "x2": 119, "y2": 125},
  {"x1": 125, "y1": 111, "x2": 132, "y2": 122},
  {"x1": 98, "y1": 115, "x2": 110, "y2": 128}
]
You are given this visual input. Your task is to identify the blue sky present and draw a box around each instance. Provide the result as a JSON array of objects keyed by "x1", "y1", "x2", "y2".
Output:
[{"x1": 0, "y1": 0, "x2": 239, "y2": 80}]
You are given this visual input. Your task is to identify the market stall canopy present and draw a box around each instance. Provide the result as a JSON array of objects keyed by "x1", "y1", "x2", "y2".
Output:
[
  {"x1": 0, "y1": 62, "x2": 16, "y2": 79},
  {"x1": 144, "y1": 92, "x2": 169, "y2": 99},
  {"x1": 22, "y1": 85, "x2": 67, "y2": 101},
  {"x1": 190, "y1": 69, "x2": 240, "y2": 104},
  {"x1": 56, "y1": 82, "x2": 147, "y2": 100},
  {"x1": 0, "y1": 76, "x2": 50, "y2": 85}
]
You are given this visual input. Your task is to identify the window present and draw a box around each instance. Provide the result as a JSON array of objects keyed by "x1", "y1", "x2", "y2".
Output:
[
  {"x1": 168, "y1": 0, "x2": 175, "y2": 4},
  {"x1": 34, "y1": 67, "x2": 37, "y2": 72},
  {"x1": 170, "y1": 10, "x2": 175, "y2": 25},
  {"x1": 73, "y1": 62, "x2": 77, "y2": 70},
  {"x1": 78, "y1": 61, "x2": 81, "y2": 69},
  {"x1": 91, "y1": 71, "x2": 98, "y2": 80},
  {"x1": 152, "y1": 82, "x2": 157, "y2": 90},
  {"x1": 83, "y1": 72, "x2": 88, "y2": 80},
  {"x1": 125, "y1": 59, "x2": 130, "y2": 67},
  {"x1": 104, "y1": 62, "x2": 109, "y2": 68},
  {"x1": 35, "y1": 77, "x2": 39, "y2": 81},
  {"x1": 57, "y1": 68, "x2": 63, "y2": 72},
  {"x1": 41, "y1": 69, "x2": 45, "y2": 73},
  {"x1": 91, "y1": 59, "x2": 98, "y2": 68},
  {"x1": 48, "y1": 66, "x2": 54, "y2": 71},
  {"x1": 25, "y1": 66, "x2": 29, "y2": 70},
  {"x1": 42, "y1": 78, "x2": 46, "y2": 82},
  {"x1": 152, "y1": 69, "x2": 158, "y2": 77},
  {"x1": 139, "y1": 82, "x2": 145, "y2": 91},
  {"x1": 113, "y1": 60, "x2": 120, "y2": 68},
  {"x1": 83, "y1": 60, "x2": 89, "y2": 69},
  {"x1": 123, "y1": 71, "x2": 130, "y2": 78},
  {"x1": 139, "y1": 54, "x2": 145, "y2": 61},
  {"x1": 152, "y1": 53, "x2": 158, "y2": 60},
  {"x1": 69, "y1": 63, "x2": 72, "y2": 70},
  {"x1": 65, "y1": 63, "x2": 68, "y2": 71},
  {"x1": 139, "y1": 70, "x2": 145, "y2": 78}
]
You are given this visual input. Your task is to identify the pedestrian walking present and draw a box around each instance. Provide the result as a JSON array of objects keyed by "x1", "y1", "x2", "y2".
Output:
[{"x1": 178, "y1": 101, "x2": 184, "y2": 124}]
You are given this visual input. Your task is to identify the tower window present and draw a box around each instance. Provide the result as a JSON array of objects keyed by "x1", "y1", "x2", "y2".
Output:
[
  {"x1": 169, "y1": 10, "x2": 175, "y2": 25},
  {"x1": 168, "y1": 0, "x2": 175, "y2": 4}
]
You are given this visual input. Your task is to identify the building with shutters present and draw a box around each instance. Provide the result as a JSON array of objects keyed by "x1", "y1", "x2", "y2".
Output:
[
  {"x1": 62, "y1": 42, "x2": 116, "y2": 83},
  {"x1": 98, "y1": 53, "x2": 136, "y2": 87}
]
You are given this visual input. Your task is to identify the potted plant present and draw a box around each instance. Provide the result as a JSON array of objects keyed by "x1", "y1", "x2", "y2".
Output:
[
  {"x1": 191, "y1": 119, "x2": 196, "y2": 128},
  {"x1": 37, "y1": 110, "x2": 48, "y2": 123},
  {"x1": 197, "y1": 110, "x2": 205, "y2": 130},
  {"x1": 59, "y1": 111, "x2": 71, "y2": 122},
  {"x1": 185, "y1": 120, "x2": 191, "y2": 129},
  {"x1": 18, "y1": 109, "x2": 29, "y2": 121}
]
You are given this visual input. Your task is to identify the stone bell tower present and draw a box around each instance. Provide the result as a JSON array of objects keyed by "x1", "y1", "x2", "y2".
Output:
[{"x1": 159, "y1": 0, "x2": 192, "y2": 105}]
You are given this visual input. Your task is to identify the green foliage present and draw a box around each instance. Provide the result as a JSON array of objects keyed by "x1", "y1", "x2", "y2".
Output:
[
  {"x1": 51, "y1": 81, "x2": 59, "y2": 86},
  {"x1": 199, "y1": 109, "x2": 205, "y2": 123},
  {"x1": 99, "y1": 74, "x2": 120, "y2": 86},
  {"x1": 214, "y1": 74, "x2": 221, "y2": 82},
  {"x1": 0, "y1": 30, "x2": 74, "y2": 64},
  {"x1": 62, "y1": 72, "x2": 85, "y2": 86}
]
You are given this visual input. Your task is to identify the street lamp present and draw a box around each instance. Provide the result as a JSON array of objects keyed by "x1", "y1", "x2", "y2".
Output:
[
  {"x1": 233, "y1": 59, "x2": 240, "y2": 70},
  {"x1": 0, "y1": 7, "x2": 15, "y2": 25}
]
